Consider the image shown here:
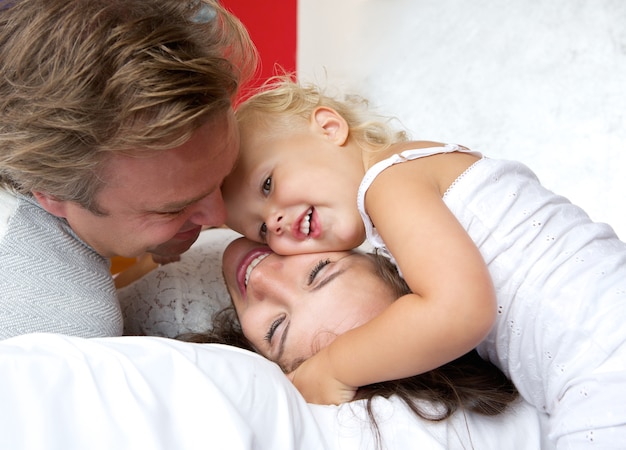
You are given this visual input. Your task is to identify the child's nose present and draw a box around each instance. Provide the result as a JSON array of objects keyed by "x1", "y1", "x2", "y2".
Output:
[{"x1": 266, "y1": 214, "x2": 284, "y2": 235}]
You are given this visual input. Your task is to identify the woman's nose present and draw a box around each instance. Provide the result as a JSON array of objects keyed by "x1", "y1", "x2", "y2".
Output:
[
  {"x1": 246, "y1": 259, "x2": 289, "y2": 302},
  {"x1": 188, "y1": 190, "x2": 227, "y2": 227}
]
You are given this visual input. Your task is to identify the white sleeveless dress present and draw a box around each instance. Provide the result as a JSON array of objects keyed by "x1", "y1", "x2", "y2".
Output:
[{"x1": 357, "y1": 145, "x2": 626, "y2": 448}]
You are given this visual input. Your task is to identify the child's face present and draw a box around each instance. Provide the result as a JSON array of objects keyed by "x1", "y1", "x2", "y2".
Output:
[{"x1": 222, "y1": 122, "x2": 366, "y2": 255}]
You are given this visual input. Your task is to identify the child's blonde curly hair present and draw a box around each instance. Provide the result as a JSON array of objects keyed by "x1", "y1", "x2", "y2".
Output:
[{"x1": 236, "y1": 75, "x2": 408, "y2": 153}]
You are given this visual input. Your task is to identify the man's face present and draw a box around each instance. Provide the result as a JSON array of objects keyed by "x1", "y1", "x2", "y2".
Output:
[{"x1": 39, "y1": 112, "x2": 239, "y2": 259}]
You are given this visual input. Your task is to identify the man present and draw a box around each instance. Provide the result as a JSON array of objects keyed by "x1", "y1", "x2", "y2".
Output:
[{"x1": 0, "y1": 0, "x2": 257, "y2": 339}]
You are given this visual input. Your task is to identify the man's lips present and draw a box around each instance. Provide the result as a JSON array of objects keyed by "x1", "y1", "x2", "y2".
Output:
[
  {"x1": 236, "y1": 247, "x2": 273, "y2": 296},
  {"x1": 173, "y1": 226, "x2": 202, "y2": 241}
]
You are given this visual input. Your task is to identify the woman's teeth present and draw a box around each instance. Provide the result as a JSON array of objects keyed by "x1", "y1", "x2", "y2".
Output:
[
  {"x1": 300, "y1": 208, "x2": 313, "y2": 235},
  {"x1": 244, "y1": 253, "x2": 270, "y2": 287}
]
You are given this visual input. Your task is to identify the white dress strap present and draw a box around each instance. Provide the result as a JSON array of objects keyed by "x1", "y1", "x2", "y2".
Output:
[{"x1": 356, "y1": 144, "x2": 480, "y2": 268}]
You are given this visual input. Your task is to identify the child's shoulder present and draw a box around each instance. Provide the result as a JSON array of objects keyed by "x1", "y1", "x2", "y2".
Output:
[{"x1": 366, "y1": 141, "x2": 481, "y2": 195}]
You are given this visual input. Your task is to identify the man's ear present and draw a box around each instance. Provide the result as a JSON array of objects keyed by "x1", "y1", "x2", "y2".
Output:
[
  {"x1": 32, "y1": 191, "x2": 68, "y2": 218},
  {"x1": 311, "y1": 107, "x2": 349, "y2": 146}
]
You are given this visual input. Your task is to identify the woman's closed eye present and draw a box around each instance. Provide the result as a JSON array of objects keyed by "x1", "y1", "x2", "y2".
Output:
[
  {"x1": 265, "y1": 314, "x2": 285, "y2": 344},
  {"x1": 308, "y1": 258, "x2": 331, "y2": 285}
]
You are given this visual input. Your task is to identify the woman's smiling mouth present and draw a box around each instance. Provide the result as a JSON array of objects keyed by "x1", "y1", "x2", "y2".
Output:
[
  {"x1": 244, "y1": 253, "x2": 270, "y2": 286},
  {"x1": 236, "y1": 247, "x2": 273, "y2": 296}
]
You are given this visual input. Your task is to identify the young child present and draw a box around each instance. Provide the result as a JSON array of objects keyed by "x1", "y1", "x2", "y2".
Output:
[{"x1": 221, "y1": 76, "x2": 626, "y2": 447}]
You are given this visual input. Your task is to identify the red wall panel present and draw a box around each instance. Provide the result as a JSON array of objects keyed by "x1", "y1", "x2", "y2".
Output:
[{"x1": 221, "y1": 0, "x2": 297, "y2": 86}]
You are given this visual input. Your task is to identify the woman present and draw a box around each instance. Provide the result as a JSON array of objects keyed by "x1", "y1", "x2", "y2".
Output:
[{"x1": 182, "y1": 236, "x2": 519, "y2": 429}]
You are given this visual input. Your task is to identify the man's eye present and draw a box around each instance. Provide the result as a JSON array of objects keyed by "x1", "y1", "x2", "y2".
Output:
[
  {"x1": 308, "y1": 258, "x2": 331, "y2": 285},
  {"x1": 262, "y1": 176, "x2": 272, "y2": 195},
  {"x1": 157, "y1": 209, "x2": 185, "y2": 217}
]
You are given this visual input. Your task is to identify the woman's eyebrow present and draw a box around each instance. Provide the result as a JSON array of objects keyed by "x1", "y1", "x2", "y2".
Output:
[
  {"x1": 311, "y1": 254, "x2": 358, "y2": 291},
  {"x1": 311, "y1": 268, "x2": 347, "y2": 291},
  {"x1": 276, "y1": 322, "x2": 290, "y2": 364},
  {"x1": 282, "y1": 356, "x2": 306, "y2": 374}
]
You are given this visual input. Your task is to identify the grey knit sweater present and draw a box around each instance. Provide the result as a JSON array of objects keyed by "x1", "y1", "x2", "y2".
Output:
[{"x1": 0, "y1": 189, "x2": 123, "y2": 339}]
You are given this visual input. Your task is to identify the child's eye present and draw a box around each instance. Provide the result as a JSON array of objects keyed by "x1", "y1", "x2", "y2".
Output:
[
  {"x1": 262, "y1": 176, "x2": 272, "y2": 195},
  {"x1": 259, "y1": 222, "x2": 268, "y2": 241}
]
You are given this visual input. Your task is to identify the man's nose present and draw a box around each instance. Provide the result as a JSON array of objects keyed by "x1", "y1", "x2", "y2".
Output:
[{"x1": 188, "y1": 190, "x2": 227, "y2": 227}]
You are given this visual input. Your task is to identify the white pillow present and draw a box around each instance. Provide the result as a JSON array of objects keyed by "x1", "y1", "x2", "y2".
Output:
[
  {"x1": 118, "y1": 228, "x2": 241, "y2": 337},
  {"x1": 0, "y1": 332, "x2": 547, "y2": 450},
  {"x1": 0, "y1": 333, "x2": 330, "y2": 450}
]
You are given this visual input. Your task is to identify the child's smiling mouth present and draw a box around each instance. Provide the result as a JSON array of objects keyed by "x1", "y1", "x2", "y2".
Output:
[
  {"x1": 300, "y1": 207, "x2": 313, "y2": 235},
  {"x1": 293, "y1": 207, "x2": 317, "y2": 239}
]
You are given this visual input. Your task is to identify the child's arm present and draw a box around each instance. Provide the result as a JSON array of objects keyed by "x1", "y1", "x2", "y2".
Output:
[{"x1": 289, "y1": 152, "x2": 496, "y2": 404}]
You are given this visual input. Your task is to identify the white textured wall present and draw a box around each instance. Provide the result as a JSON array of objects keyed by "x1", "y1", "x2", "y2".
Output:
[{"x1": 298, "y1": 0, "x2": 626, "y2": 239}]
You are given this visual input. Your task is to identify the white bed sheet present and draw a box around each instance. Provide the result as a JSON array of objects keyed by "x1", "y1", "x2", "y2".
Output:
[
  {"x1": 0, "y1": 334, "x2": 327, "y2": 450},
  {"x1": 0, "y1": 333, "x2": 546, "y2": 450}
]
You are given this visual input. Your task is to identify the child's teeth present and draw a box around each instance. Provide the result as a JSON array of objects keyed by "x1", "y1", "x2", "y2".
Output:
[{"x1": 300, "y1": 208, "x2": 313, "y2": 235}]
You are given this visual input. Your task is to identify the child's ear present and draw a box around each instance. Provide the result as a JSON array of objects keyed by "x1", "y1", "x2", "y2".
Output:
[
  {"x1": 32, "y1": 191, "x2": 68, "y2": 218},
  {"x1": 311, "y1": 107, "x2": 349, "y2": 145}
]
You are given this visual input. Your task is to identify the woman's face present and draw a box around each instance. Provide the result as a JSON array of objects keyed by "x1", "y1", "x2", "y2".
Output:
[{"x1": 222, "y1": 237, "x2": 396, "y2": 372}]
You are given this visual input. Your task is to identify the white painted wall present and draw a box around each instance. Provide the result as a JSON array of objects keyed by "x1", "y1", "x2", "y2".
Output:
[{"x1": 297, "y1": 0, "x2": 626, "y2": 238}]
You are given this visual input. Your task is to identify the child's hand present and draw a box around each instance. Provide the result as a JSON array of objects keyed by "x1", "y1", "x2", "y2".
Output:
[{"x1": 286, "y1": 349, "x2": 357, "y2": 405}]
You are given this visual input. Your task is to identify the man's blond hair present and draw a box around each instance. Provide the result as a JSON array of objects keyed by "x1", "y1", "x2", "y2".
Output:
[{"x1": 0, "y1": 0, "x2": 258, "y2": 211}]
